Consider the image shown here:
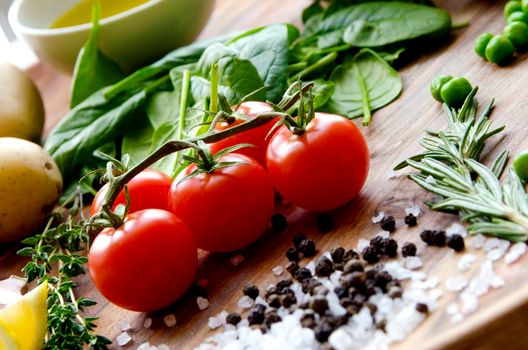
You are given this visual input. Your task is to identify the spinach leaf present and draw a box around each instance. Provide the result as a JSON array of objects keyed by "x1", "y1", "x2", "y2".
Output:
[
  {"x1": 302, "y1": 2, "x2": 324, "y2": 23},
  {"x1": 325, "y1": 48, "x2": 402, "y2": 125},
  {"x1": 229, "y1": 24, "x2": 299, "y2": 102},
  {"x1": 317, "y1": 2, "x2": 451, "y2": 48},
  {"x1": 197, "y1": 43, "x2": 265, "y2": 104},
  {"x1": 70, "y1": 1, "x2": 125, "y2": 108},
  {"x1": 121, "y1": 116, "x2": 155, "y2": 166},
  {"x1": 312, "y1": 79, "x2": 335, "y2": 109}
]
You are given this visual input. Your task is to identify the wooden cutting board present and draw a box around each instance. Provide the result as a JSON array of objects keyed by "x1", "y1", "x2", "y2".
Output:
[{"x1": 1, "y1": 0, "x2": 528, "y2": 349}]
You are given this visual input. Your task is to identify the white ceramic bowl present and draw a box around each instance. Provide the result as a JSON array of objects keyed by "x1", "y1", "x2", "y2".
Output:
[{"x1": 8, "y1": 0, "x2": 215, "y2": 73}]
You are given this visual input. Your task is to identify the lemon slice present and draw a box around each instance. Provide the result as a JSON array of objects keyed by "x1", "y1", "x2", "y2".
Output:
[{"x1": 0, "y1": 281, "x2": 47, "y2": 350}]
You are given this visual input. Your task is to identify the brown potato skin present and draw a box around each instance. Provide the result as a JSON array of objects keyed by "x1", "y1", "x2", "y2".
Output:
[{"x1": 0, "y1": 138, "x2": 62, "y2": 243}]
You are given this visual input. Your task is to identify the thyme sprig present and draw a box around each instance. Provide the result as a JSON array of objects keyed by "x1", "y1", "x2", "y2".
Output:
[
  {"x1": 17, "y1": 190, "x2": 111, "y2": 350},
  {"x1": 396, "y1": 87, "x2": 528, "y2": 241}
]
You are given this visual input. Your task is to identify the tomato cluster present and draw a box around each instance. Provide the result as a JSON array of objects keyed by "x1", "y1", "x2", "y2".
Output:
[{"x1": 88, "y1": 102, "x2": 369, "y2": 312}]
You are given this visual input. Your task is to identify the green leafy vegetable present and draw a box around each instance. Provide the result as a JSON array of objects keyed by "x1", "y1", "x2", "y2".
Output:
[
  {"x1": 326, "y1": 49, "x2": 402, "y2": 125},
  {"x1": 70, "y1": 1, "x2": 125, "y2": 108}
]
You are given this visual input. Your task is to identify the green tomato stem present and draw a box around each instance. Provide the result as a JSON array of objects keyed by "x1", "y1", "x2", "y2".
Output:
[
  {"x1": 210, "y1": 63, "x2": 219, "y2": 115},
  {"x1": 353, "y1": 63, "x2": 372, "y2": 126}
]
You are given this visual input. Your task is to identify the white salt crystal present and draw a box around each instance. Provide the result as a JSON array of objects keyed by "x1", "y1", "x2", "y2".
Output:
[
  {"x1": 230, "y1": 255, "x2": 244, "y2": 266},
  {"x1": 446, "y1": 303, "x2": 459, "y2": 315},
  {"x1": 116, "y1": 332, "x2": 132, "y2": 346},
  {"x1": 450, "y1": 313, "x2": 464, "y2": 324},
  {"x1": 118, "y1": 320, "x2": 131, "y2": 331},
  {"x1": 272, "y1": 265, "x2": 284, "y2": 276},
  {"x1": 458, "y1": 254, "x2": 476, "y2": 272},
  {"x1": 163, "y1": 314, "x2": 177, "y2": 327},
  {"x1": 357, "y1": 239, "x2": 370, "y2": 251},
  {"x1": 469, "y1": 234, "x2": 486, "y2": 249},
  {"x1": 305, "y1": 261, "x2": 316, "y2": 274},
  {"x1": 460, "y1": 293, "x2": 479, "y2": 314},
  {"x1": 425, "y1": 175, "x2": 436, "y2": 184},
  {"x1": 383, "y1": 261, "x2": 412, "y2": 280},
  {"x1": 388, "y1": 170, "x2": 398, "y2": 179},
  {"x1": 483, "y1": 237, "x2": 509, "y2": 252},
  {"x1": 143, "y1": 318, "x2": 152, "y2": 329},
  {"x1": 446, "y1": 223, "x2": 467, "y2": 238},
  {"x1": 376, "y1": 231, "x2": 390, "y2": 239},
  {"x1": 491, "y1": 276, "x2": 505, "y2": 288},
  {"x1": 137, "y1": 342, "x2": 152, "y2": 350},
  {"x1": 208, "y1": 316, "x2": 223, "y2": 329},
  {"x1": 505, "y1": 242, "x2": 527, "y2": 264},
  {"x1": 404, "y1": 206, "x2": 421, "y2": 217},
  {"x1": 405, "y1": 256, "x2": 423, "y2": 270},
  {"x1": 197, "y1": 297, "x2": 210, "y2": 310},
  {"x1": 487, "y1": 248, "x2": 507, "y2": 261},
  {"x1": 158, "y1": 345, "x2": 170, "y2": 350},
  {"x1": 329, "y1": 328, "x2": 354, "y2": 350},
  {"x1": 237, "y1": 295, "x2": 254, "y2": 309},
  {"x1": 445, "y1": 276, "x2": 468, "y2": 292},
  {"x1": 372, "y1": 212, "x2": 385, "y2": 223}
]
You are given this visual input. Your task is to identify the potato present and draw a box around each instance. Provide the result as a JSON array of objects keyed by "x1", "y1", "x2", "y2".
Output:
[
  {"x1": 0, "y1": 62, "x2": 45, "y2": 142},
  {"x1": 0, "y1": 138, "x2": 62, "y2": 243}
]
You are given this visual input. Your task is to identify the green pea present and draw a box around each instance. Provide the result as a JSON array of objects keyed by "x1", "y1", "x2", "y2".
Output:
[
  {"x1": 430, "y1": 75, "x2": 453, "y2": 102},
  {"x1": 505, "y1": 1, "x2": 523, "y2": 18},
  {"x1": 504, "y1": 21, "x2": 528, "y2": 49},
  {"x1": 440, "y1": 77, "x2": 473, "y2": 108},
  {"x1": 475, "y1": 33, "x2": 494, "y2": 58},
  {"x1": 513, "y1": 150, "x2": 528, "y2": 181},
  {"x1": 507, "y1": 11, "x2": 528, "y2": 24},
  {"x1": 522, "y1": 0, "x2": 528, "y2": 12},
  {"x1": 485, "y1": 35, "x2": 515, "y2": 65}
]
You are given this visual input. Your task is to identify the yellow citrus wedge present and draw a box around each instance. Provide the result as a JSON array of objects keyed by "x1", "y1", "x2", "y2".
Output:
[{"x1": 0, "y1": 281, "x2": 47, "y2": 350}]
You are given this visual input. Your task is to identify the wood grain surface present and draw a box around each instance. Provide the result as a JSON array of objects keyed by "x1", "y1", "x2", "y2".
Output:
[{"x1": 1, "y1": 0, "x2": 528, "y2": 349}]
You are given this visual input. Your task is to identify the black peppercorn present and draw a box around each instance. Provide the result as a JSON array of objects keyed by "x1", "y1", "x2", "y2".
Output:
[
  {"x1": 294, "y1": 267, "x2": 312, "y2": 281},
  {"x1": 432, "y1": 230, "x2": 447, "y2": 247},
  {"x1": 248, "y1": 309, "x2": 265, "y2": 325},
  {"x1": 380, "y1": 238, "x2": 398, "y2": 257},
  {"x1": 334, "y1": 286, "x2": 348, "y2": 299},
  {"x1": 285, "y1": 247, "x2": 300, "y2": 262},
  {"x1": 416, "y1": 303, "x2": 429, "y2": 313},
  {"x1": 343, "y1": 249, "x2": 359, "y2": 262},
  {"x1": 343, "y1": 259, "x2": 364, "y2": 274},
  {"x1": 380, "y1": 215, "x2": 396, "y2": 232},
  {"x1": 300, "y1": 313, "x2": 316, "y2": 329},
  {"x1": 286, "y1": 262, "x2": 300, "y2": 276},
  {"x1": 310, "y1": 297, "x2": 329, "y2": 315},
  {"x1": 281, "y1": 293, "x2": 297, "y2": 308},
  {"x1": 316, "y1": 213, "x2": 334, "y2": 233},
  {"x1": 401, "y1": 242, "x2": 417, "y2": 257},
  {"x1": 267, "y1": 294, "x2": 281, "y2": 308},
  {"x1": 301, "y1": 278, "x2": 321, "y2": 294},
  {"x1": 265, "y1": 311, "x2": 282, "y2": 326},
  {"x1": 243, "y1": 285, "x2": 260, "y2": 300},
  {"x1": 253, "y1": 304, "x2": 267, "y2": 313},
  {"x1": 370, "y1": 236, "x2": 384, "y2": 253},
  {"x1": 362, "y1": 246, "x2": 380, "y2": 264},
  {"x1": 314, "y1": 322, "x2": 334, "y2": 342},
  {"x1": 298, "y1": 239, "x2": 316, "y2": 257},
  {"x1": 315, "y1": 256, "x2": 334, "y2": 277},
  {"x1": 270, "y1": 213, "x2": 287, "y2": 232},
  {"x1": 226, "y1": 312, "x2": 241, "y2": 325},
  {"x1": 404, "y1": 213, "x2": 418, "y2": 227},
  {"x1": 447, "y1": 234, "x2": 465, "y2": 252},
  {"x1": 276, "y1": 279, "x2": 293, "y2": 292},
  {"x1": 420, "y1": 230, "x2": 434, "y2": 245},
  {"x1": 330, "y1": 247, "x2": 345, "y2": 263},
  {"x1": 292, "y1": 233, "x2": 307, "y2": 248}
]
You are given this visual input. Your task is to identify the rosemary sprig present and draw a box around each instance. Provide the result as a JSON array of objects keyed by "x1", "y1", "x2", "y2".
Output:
[
  {"x1": 17, "y1": 190, "x2": 110, "y2": 350},
  {"x1": 396, "y1": 87, "x2": 528, "y2": 242}
]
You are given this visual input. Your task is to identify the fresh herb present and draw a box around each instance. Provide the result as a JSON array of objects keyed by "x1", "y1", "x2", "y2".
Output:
[
  {"x1": 17, "y1": 190, "x2": 111, "y2": 349},
  {"x1": 396, "y1": 88, "x2": 528, "y2": 241}
]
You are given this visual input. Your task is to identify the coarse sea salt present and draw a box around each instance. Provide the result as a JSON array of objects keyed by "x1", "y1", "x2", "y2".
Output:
[
  {"x1": 445, "y1": 276, "x2": 468, "y2": 292},
  {"x1": 357, "y1": 239, "x2": 370, "y2": 251},
  {"x1": 505, "y1": 242, "x2": 527, "y2": 264},
  {"x1": 197, "y1": 297, "x2": 210, "y2": 310},
  {"x1": 208, "y1": 316, "x2": 223, "y2": 330},
  {"x1": 457, "y1": 254, "x2": 476, "y2": 272},
  {"x1": 158, "y1": 345, "x2": 170, "y2": 350},
  {"x1": 404, "y1": 256, "x2": 423, "y2": 270},
  {"x1": 372, "y1": 212, "x2": 385, "y2": 224},
  {"x1": 137, "y1": 342, "x2": 152, "y2": 350},
  {"x1": 230, "y1": 255, "x2": 245, "y2": 266},
  {"x1": 446, "y1": 223, "x2": 467, "y2": 238},
  {"x1": 272, "y1": 266, "x2": 284, "y2": 276},
  {"x1": 163, "y1": 314, "x2": 177, "y2": 328},
  {"x1": 483, "y1": 238, "x2": 509, "y2": 253},
  {"x1": 237, "y1": 295, "x2": 254, "y2": 309},
  {"x1": 116, "y1": 332, "x2": 132, "y2": 346},
  {"x1": 468, "y1": 234, "x2": 486, "y2": 249},
  {"x1": 404, "y1": 206, "x2": 421, "y2": 217}
]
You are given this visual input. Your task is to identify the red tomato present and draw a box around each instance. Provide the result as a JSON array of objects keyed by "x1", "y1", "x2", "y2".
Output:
[
  {"x1": 209, "y1": 102, "x2": 279, "y2": 167},
  {"x1": 266, "y1": 113, "x2": 369, "y2": 211},
  {"x1": 168, "y1": 154, "x2": 275, "y2": 253},
  {"x1": 88, "y1": 209, "x2": 197, "y2": 312},
  {"x1": 91, "y1": 169, "x2": 172, "y2": 215}
]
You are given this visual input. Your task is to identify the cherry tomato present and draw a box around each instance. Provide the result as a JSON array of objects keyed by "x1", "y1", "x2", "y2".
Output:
[
  {"x1": 266, "y1": 113, "x2": 369, "y2": 211},
  {"x1": 209, "y1": 102, "x2": 279, "y2": 167},
  {"x1": 168, "y1": 154, "x2": 275, "y2": 253},
  {"x1": 91, "y1": 169, "x2": 172, "y2": 215},
  {"x1": 88, "y1": 209, "x2": 197, "y2": 312}
]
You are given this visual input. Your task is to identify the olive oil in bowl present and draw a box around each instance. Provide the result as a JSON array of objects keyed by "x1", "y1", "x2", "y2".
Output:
[{"x1": 50, "y1": 0, "x2": 151, "y2": 28}]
